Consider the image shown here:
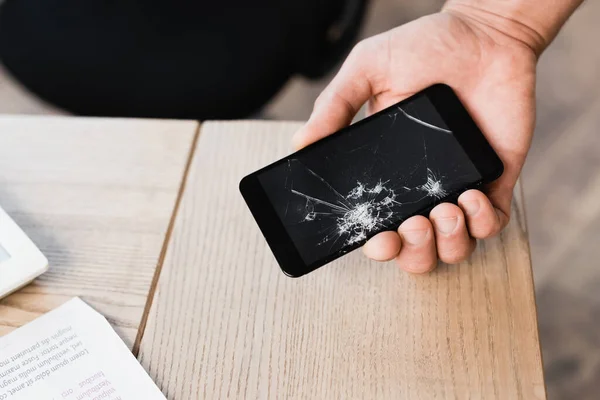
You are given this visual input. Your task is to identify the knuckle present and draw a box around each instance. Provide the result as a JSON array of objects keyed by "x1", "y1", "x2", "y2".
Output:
[
  {"x1": 350, "y1": 39, "x2": 369, "y2": 57},
  {"x1": 348, "y1": 39, "x2": 376, "y2": 65},
  {"x1": 313, "y1": 91, "x2": 327, "y2": 110}
]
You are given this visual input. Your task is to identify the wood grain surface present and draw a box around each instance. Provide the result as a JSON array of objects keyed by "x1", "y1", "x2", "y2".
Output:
[
  {"x1": 0, "y1": 116, "x2": 197, "y2": 347},
  {"x1": 138, "y1": 121, "x2": 545, "y2": 399}
]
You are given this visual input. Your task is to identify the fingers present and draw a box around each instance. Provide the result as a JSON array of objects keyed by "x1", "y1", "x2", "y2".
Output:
[
  {"x1": 395, "y1": 216, "x2": 437, "y2": 274},
  {"x1": 362, "y1": 231, "x2": 402, "y2": 261},
  {"x1": 292, "y1": 37, "x2": 387, "y2": 150},
  {"x1": 458, "y1": 189, "x2": 508, "y2": 239},
  {"x1": 429, "y1": 203, "x2": 474, "y2": 264},
  {"x1": 292, "y1": 21, "x2": 454, "y2": 150},
  {"x1": 363, "y1": 194, "x2": 503, "y2": 272}
]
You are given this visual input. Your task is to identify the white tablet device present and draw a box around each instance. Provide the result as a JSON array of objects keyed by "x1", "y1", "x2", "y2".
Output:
[{"x1": 0, "y1": 205, "x2": 48, "y2": 299}]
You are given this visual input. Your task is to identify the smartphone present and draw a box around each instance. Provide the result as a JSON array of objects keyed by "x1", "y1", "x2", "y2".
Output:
[{"x1": 240, "y1": 84, "x2": 503, "y2": 277}]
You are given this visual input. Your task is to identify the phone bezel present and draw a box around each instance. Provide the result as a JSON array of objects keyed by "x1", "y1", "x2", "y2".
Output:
[{"x1": 239, "y1": 84, "x2": 504, "y2": 277}]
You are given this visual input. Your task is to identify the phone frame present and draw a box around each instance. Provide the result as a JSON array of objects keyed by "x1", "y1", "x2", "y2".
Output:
[{"x1": 240, "y1": 84, "x2": 503, "y2": 277}]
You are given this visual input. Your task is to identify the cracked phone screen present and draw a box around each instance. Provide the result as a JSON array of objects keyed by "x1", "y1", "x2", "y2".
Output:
[{"x1": 257, "y1": 95, "x2": 482, "y2": 266}]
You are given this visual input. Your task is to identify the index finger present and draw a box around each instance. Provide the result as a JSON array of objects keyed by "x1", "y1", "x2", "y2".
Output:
[{"x1": 292, "y1": 38, "x2": 386, "y2": 150}]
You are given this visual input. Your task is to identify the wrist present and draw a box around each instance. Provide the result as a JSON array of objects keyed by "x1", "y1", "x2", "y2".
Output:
[{"x1": 442, "y1": 0, "x2": 583, "y2": 56}]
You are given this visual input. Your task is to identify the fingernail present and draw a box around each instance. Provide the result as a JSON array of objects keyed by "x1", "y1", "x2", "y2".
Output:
[
  {"x1": 433, "y1": 217, "x2": 458, "y2": 234},
  {"x1": 463, "y1": 200, "x2": 480, "y2": 216},
  {"x1": 401, "y1": 229, "x2": 428, "y2": 245}
]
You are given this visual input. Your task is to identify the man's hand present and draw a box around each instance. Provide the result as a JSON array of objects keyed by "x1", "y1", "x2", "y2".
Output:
[{"x1": 292, "y1": 9, "x2": 539, "y2": 273}]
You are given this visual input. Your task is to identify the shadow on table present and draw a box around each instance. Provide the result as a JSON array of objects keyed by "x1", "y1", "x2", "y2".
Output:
[{"x1": 538, "y1": 285, "x2": 600, "y2": 399}]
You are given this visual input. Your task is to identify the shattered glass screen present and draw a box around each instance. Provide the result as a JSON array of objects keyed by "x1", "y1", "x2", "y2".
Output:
[{"x1": 257, "y1": 95, "x2": 482, "y2": 265}]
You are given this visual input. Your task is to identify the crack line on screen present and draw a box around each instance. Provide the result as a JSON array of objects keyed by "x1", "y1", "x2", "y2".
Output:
[
  {"x1": 285, "y1": 117, "x2": 450, "y2": 247},
  {"x1": 389, "y1": 106, "x2": 452, "y2": 134}
]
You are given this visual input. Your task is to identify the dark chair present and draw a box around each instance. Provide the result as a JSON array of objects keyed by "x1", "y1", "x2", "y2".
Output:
[{"x1": 0, "y1": 0, "x2": 367, "y2": 119}]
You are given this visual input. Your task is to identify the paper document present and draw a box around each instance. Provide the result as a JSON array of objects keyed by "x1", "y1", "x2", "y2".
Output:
[{"x1": 0, "y1": 298, "x2": 166, "y2": 400}]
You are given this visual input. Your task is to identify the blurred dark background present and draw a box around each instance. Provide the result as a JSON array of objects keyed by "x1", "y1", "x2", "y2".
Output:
[{"x1": 1, "y1": 0, "x2": 599, "y2": 397}]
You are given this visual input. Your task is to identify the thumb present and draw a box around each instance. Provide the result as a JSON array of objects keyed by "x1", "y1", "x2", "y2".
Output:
[{"x1": 292, "y1": 38, "x2": 387, "y2": 150}]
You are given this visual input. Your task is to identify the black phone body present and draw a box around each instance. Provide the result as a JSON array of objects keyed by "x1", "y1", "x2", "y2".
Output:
[{"x1": 240, "y1": 84, "x2": 503, "y2": 277}]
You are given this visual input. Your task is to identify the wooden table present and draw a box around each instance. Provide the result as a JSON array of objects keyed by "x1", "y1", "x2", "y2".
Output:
[{"x1": 0, "y1": 116, "x2": 545, "y2": 399}]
